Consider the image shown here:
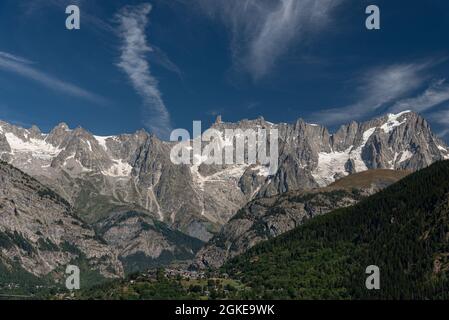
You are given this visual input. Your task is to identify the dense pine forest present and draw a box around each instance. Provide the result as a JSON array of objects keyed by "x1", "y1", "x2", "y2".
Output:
[{"x1": 223, "y1": 160, "x2": 449, "y2": 299}]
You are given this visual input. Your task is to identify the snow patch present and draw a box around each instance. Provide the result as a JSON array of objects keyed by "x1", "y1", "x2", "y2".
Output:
[
  {"x1": 352, "y1": 128, "x2": 376, "y2": 172},
  {"x1": 437, "y1": 145, "x2": 447, "y2": 152},
  {"x1": 312, "y1": 127, "x2": 376, "y2": 186},
  {"x1": 85, "y1": 140, "x2": 93, "y2": 152},
  {"x1": 381, "y1": 111, "x2": 411, "y2": 133},
  {"x1": 212, "y1": 165, "x2": 248, "y2": 180},
  {"x1": 436, "y1": 145, "x2": 449, "y2": 159},
  {"x1": 63, "y1": 153, "x2": 75, "y2": 166},
  {"x1": 251, "y1": 165, "x2": 270, "y2": 177},
  {"x1": 103, "y1": 159, "x2": 132, "y2": 177},
  {"x1": 312, "y1": 149, "x2": 351, "y2": 186},
  {"x1": 4, "y1": 132, "x2": 62, "y2": 160},
  {"x1": 398, "y1": 150, "x2": 413, "y2": 163}
]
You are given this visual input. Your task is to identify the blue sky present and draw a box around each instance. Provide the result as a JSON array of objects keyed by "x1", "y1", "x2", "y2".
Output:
[{"x1": 1, "y1": 0, "x2": 449, "y2": 141}]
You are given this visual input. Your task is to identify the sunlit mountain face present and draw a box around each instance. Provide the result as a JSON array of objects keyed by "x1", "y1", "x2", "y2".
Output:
[{"x1": 1, "y1": 0, "x2": 449, "y2": 304}]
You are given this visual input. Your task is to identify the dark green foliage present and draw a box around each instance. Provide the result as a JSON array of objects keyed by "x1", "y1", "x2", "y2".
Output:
[
  {"x1": 60, "y1": 241, "x2": 82, "y2": 255},
  {"x1": 153, "y1": 220, "x2": 204, "y2": 253},
  {"x1": 76, "y1": 276, "x2": 192, "y2": 300},
  {"x1": 141, "y1": 221, "x2": 151, "y2": 231},
  {"x1": 99, "y1": 212, "x2": 204, "y2": 274},
  {"x1": 121, "y1": 251, "x2": 177, "y2": 274},
  {"x1": 37, "y1": 188, "x2": 70, "y2": 208},
  {"x1": 223, "y1": 161, "x2": 449, "y2": 299},
  {"x1": 75, "y1": 269, "x2": 246, "y2": 300},
  {"x1": 37, "y1": 238, "x2": 59, "y2": 252},
  {"x1": 0, "y1": 260, "x2": 54, "y2": 298},
  {"x1": 0, "y1": 231, "x2": 35, "y2": 254},
  {"x1": 116, "y1": 211, "x2": 146, "y2": 224},
  {"x1": 0, "y1": 232, "x2": 14, "y2": 249}
]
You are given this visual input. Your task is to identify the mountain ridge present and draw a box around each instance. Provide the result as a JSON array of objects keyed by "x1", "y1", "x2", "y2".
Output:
[{"x1": 0, "y1": 111, "x2": 447, "y2": 243}]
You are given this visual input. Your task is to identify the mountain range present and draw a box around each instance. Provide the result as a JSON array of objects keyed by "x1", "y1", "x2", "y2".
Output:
[{"x1": 0, "y1": 110, "x2": 448, "y2": 282}]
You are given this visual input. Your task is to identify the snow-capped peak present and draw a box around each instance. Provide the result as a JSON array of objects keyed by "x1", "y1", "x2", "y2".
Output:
[
  {"x1": 4, "y1": 131, "x2": 62, "y2": 160},
  {"x1": 381, "y1": 110, "x2": 411, "y2": 133}
]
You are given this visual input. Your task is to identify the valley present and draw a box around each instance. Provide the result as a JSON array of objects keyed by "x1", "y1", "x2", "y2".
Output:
[
  {"x1": 0, "y1": 111, "x2": 448, "y2": 298},
  {"x1": 72, "y1": 160, "x2": 449, "y2": 300}
]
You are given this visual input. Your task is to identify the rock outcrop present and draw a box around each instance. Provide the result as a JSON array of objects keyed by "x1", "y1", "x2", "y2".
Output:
[{"x1": 0, "y1": 161, "x2": 123, "y2": 279}]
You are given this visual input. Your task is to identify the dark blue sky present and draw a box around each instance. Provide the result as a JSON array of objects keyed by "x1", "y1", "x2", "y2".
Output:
[{"x1": 1, "y1": 0, "x2": 449, "y2": 141}]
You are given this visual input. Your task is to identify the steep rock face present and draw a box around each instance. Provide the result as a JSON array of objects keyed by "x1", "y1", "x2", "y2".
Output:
[
  {"x1": 94, "y1": 211, "x2": 204, "y2": 274},
  {"x1": 193, "y1": 170, "x2": 410, "y2": 269},
  {"x1": 0, "y1": 111, "x2": 447, "y2": 242},
  {"x1": 0, "y1": 161, "x2": 123, "y2": 278},
  {"x1": 131, "y1": 136, "x2": 212, "y2": 239},
  {"x1": 271, "y1": 111, "x2": 448, "y2": 190}
]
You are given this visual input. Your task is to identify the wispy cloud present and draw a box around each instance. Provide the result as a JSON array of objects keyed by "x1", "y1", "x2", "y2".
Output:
[
  {"x1": 0, "y1": 51, "x2": 108, "y2": 105},
  {"x1": 195, "y1": 0, "x2": 345, "y2": 79},
  {"x1": 427, "y1": 108, "x2": 449, "y2": 138},
  {"x1": 115, "y1": 3, "x2": 172, "y2": 138},
  {"x1": 149, "y1": 46, "x2": 184, "y2": 81},
  {"x1": 22, "y1": 0, "x2": 182, "y2": 78},
  {"x1": 308, "y1": 61, "x2": 432, "y2": 125},
  {"x1": 0, "y1": 52, "x2": 33, "y2": 64},
  {"x1": 390, "y1": 79, "x2": 449, "y2": 113}
]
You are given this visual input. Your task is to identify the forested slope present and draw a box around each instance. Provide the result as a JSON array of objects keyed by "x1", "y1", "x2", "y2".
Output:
[{"x1": 224, "y1": 161, "x2": 449, "y2": 299}]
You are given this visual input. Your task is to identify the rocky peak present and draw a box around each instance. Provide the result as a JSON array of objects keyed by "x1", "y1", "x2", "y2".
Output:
[
  {"x1": 28, "y1": 125, "x2": 42, "y2": 138},
  {"x1": 46, "y1": 122, "x2": 71, "y2": 147}
]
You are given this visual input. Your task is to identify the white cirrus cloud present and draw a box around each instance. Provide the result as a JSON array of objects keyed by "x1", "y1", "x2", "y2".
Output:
[
  {"x1": 0, "y1": 51, "x2": 33, "y2": 64},
  {"x1": 0, "y1": 50, "x2": 108, "y2": 105},
  {"x1": 23, "y1": 0, "x2": 182, "y2": 77},
  {"x1": 308, "y1": 61, "x2": 433, "y2": 125},
  {"x1": 427, "y1": 108, "x2": 449, "y2": 138},
  {"x1": 115, "y1": 3, "x2": 172, "y2": 139},
  {"x1": 195, "y1": 0, "x2": 345, "y2": 79},
  {"x1": 390, "y1": 79, "x2": 449, "y2": 114}
]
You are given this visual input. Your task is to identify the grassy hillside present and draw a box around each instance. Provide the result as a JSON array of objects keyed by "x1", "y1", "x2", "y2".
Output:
[
  {"x1": 223, "y1": 161, "x2": 449, "y2": 299},
  {"x1": 326, "y1": 169, "x2": 410, "y2": 190}
]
